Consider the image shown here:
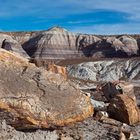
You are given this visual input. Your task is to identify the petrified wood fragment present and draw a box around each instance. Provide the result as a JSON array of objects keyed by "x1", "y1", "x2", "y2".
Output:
[{"x1": 0, "y1": 49, "x2": 93, "y2": 130}]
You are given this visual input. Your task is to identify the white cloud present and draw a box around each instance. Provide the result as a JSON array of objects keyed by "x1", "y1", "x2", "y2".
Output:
[
  {"x1": 70, "y1": 23, "x2": 140, "y2": 35},
  {"x1": 0, "y1": 0, "x2": 140, "y2": 20}
]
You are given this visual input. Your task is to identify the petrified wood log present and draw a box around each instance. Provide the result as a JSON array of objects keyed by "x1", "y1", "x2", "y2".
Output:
[
  {"x1": 107, "y1": 94, "x2": 140, "y2": 125},
  {"x1": 0, "y1": 49, "x2": 93, "y2": 130}
]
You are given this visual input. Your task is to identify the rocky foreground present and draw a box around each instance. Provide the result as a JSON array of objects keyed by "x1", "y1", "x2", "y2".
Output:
[{"x1": 0, "y1": 27, "x2": 140, "y2": 139}]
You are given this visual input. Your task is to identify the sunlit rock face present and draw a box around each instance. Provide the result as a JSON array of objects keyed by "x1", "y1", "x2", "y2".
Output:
[
  {"x1": 107, "y1": 94, "x2": 140, "y2": 125},
  {"x1": 0, "y1": 49, "x2": 93, "y2": 130}
]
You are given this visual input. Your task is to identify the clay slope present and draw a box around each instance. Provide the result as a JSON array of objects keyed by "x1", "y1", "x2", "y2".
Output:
[
  {"x1": 67, "y1": 58, "x2": 140, "y2": 86},
  {"x1": 0, "y1": 27, "x2": 140, "y2": 66},
  {"x1": 0, "y1": 33, "x2": 29, "y2": 58},
  {"x1": 0, "y1": 49, "x2": 93, "y2": 130},
  {"x1": 21, "y1": 27, "x2": 140, "y2": 66}
]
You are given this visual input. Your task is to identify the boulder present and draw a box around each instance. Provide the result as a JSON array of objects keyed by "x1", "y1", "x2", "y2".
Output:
[
  {"x1": 99, "y1": 81, "x2": 136, "y2": 101},
  {"x1": 0, "y1": 49, "x2": 93, "y2": 130},
  {"x1": 107, "y1": 94, "x2": 140, "y2": 125}
]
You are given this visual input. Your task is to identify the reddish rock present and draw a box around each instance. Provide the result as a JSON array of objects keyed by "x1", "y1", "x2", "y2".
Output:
[
  {"x1": 107, "y1": 94, "x2": 140, "y2": 125},
  {"x1": 0, "y1": 49, "x2": 93, "y2": 130},
  {"x1": 117, "y1": 81, "x2": 136, "y2": 100},
  {"x1": 98, "y1": 81, "x2": 136, "y2": 101},
  {"x1": 36, "y1": 61, "x2": 67, "y2": 79},
  {"x1": 47, "y1": 63, "x2": 67, "y2": 79}
]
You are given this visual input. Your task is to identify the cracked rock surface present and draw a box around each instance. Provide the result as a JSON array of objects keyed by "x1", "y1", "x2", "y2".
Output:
[{"x1": 0, "y1": 49, "x2": 93, "y2": 130}]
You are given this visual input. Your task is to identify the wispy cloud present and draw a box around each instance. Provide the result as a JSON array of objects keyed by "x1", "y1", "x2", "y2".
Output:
[
  {"x1": 0, "y1": 0, "x2": 140, "y2": 33},
  {"x1": 71, "y1": 23, "x2": 140, "y2": 35},
  {"x1": 0, "y1": 0, "x2": 139, "y2": 19}
]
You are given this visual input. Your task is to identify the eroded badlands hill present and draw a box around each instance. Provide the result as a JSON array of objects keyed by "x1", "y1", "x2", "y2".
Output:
[{"x1": 1, "y1": 26, "x2": 140, "y2": 62}]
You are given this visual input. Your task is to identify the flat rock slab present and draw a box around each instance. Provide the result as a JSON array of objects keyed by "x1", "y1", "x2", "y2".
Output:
[{"x1": 0, "y1": 49, "x2": 93, "y2": 130}]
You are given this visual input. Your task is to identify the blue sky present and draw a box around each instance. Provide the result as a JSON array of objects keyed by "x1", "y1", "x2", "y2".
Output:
[{"x1": 0, "y1": 0, "x2": 140, "y2": 34}]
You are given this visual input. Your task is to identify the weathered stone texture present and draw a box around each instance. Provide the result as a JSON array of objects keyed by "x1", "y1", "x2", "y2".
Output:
[
  {"x1": 0, "y1": 49, "x2": 93, "y2": 130},
  {"x1": 108, "y1": 94, "x2": 140, "y2": 125}
]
